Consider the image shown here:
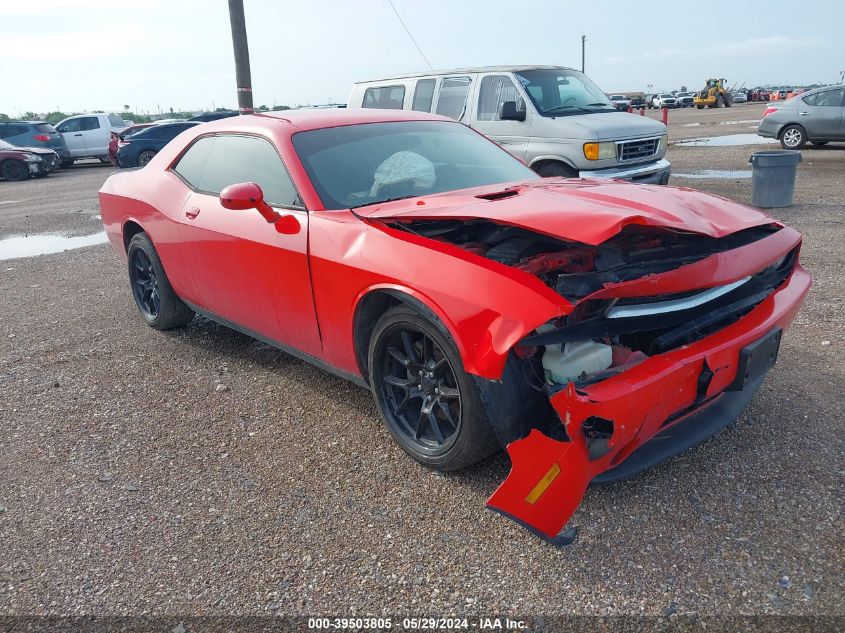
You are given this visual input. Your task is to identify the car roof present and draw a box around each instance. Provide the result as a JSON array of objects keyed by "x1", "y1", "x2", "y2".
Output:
[
  {"x1": 800, "y1": 84, "x2": 844, "y2": 96},
  {"x1": 355, "y1": 64, "x2": 577, "y2": 83},
  {"x1": 4, "y1": 121, "x2": 49, "y2": 125},
  {"x1": 193, "y1": 108, "x2": 454, "y2": 133}
]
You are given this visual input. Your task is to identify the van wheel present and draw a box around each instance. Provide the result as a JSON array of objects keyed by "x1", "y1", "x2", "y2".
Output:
[{"x1": 534, "y1": 162, "x2": 578, "y2": 178}]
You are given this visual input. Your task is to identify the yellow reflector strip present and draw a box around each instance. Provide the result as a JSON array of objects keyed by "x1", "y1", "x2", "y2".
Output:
[{"x1": 525, "y1": 463, "x2": 561, "y2": 505}]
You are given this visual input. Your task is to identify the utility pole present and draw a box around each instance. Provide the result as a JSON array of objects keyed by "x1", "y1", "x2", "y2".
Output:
[
  {"x1": 581, "y1": 35, "x2": 586, "y2": 73},
  {"x1": 228, "y1": 0, "x2": 254, "y2": 115}
]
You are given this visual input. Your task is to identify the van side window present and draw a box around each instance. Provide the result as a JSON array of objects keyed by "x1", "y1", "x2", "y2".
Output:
[
  {"x1": 412, "y1": 79, "x2": 436, "y2": 112},
  {"x1": 435, "y1": 77, "x2": 471, "y2": 120},
  {"x1": 362, "y1": 85, "x2": 406, "y2": 110},
  {"x1": 477, "y1": 76, "x2": 524, "y2": 121},
  {"x1": 79, "y1": 117, "x2": 101, "y2": 131}
]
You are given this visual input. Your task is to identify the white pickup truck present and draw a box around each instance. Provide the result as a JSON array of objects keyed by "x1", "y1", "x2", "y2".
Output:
[{"x1": 55, "y1": 113, "x2": 127, "y2": 166}]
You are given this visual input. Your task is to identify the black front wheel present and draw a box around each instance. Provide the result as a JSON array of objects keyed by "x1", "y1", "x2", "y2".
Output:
[
  {"x1": 1, "y1": 159, "x2": 30, "y2": 181},
  {"x1": 127, "y1": 233, "x2": 194, "y2": 329},
  {"x1": 368, "y1": 305, "x2": 498, "y2": 471},
  {"x1": 137, "y1": 150, "x2": 156, "y2": 167}
]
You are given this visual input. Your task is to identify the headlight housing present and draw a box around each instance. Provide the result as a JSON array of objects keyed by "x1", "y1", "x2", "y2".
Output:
[
  {"x1": 583, "y1": 142, "x2": 616, "y2": 161},
  {"x1": 26, "y1": 154, "x2": 43, "y2": 163},
  {"x1": 658, "y1": 134, "x2": 668, "y2": 152}
]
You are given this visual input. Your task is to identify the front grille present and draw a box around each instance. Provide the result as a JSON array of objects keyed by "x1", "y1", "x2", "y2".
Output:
[{"x1": 618, "y1": 138, "x2": 659, "y2": 162}]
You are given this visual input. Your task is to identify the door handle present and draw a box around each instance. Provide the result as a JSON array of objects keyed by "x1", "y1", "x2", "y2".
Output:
[
  {"x1": 73, "y1": 133, "x2": 83, "y2": 136},
  {"x1": 798, "y1": 111, "x2": 810, "y2": 116},
  {"x1": 185, "y1": 207, "x2": 201, "y2": 219}
]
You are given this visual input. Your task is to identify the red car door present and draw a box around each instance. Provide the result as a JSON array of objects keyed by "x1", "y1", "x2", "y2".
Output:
[{"x1": 172, "y1": 134, "x2": 321, "y2": 357}]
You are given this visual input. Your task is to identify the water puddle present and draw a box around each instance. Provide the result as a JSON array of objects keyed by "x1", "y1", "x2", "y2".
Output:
[
  {"x1": 673, "y1": 170, "x2": 752, "y2": 180},
  {"x1": 0, "y1": 231, "x2": 108, "y2": 261},
  {"x1": 673, "y1": 134, "x2": 778, "y2": 147},
  {"x1": 719, "y1": 119, "x2": 762, "y2": 126}
]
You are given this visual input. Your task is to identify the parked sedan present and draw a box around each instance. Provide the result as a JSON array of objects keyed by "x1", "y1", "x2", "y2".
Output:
[
  {"x1": 0, "y1": 139, "x2": 59, "y2": 180},
  {"x1": 758, "y1": 85, "x2": 844, "y2": 149},
  {"x1": 99, "y1": 109, "x2": 810, "y2": 544},
  {"x1": 116, "y1": 122, "x2": 198, "y2": 168},
  {"x1": 0, "y1": 121, "x2": 69, "y2": 161},
  {"x1": 109, "y1": 123, "x2": 154, "y2": 165}
]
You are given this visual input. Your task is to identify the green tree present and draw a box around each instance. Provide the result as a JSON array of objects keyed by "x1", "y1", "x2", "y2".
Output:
[
  {"x1": 23, "y1": 111, "x2": 39, "y2": 120},
  {"x1": 271, "y1": 105, "x2": 291, "y2": 111}
]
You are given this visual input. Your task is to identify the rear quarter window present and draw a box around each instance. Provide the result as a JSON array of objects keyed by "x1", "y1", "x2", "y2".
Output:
[
  {"x1": 362, "y1": 85, "x2": 406, "y2": 109},
  {"x1": 35, "y1": 123, "x2": 56, "y2": 133}
]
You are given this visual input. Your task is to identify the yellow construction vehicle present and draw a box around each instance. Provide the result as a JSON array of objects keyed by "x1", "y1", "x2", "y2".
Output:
[{"x1": 694, "y1": 78, "x2": 733, "y2": 108}]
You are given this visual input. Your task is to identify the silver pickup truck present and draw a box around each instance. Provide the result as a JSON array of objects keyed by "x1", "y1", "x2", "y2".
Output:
[{"x1": 348, "y1": 65, "x2": 670, "y2": 184}]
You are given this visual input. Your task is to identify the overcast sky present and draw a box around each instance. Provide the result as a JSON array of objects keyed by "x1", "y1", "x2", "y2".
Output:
[{"x1": 2, "y1": 0, "x2": 843, "y2": 115}]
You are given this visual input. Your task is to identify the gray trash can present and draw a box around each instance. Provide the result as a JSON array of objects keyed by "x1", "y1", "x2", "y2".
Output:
[{"x1": 749, "y1": 150, "x2": 802, "y2": 208}]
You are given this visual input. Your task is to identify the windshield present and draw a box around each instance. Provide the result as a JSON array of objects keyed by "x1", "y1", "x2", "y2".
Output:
[
  {"x1": 292, "y1": 121, "x2": 539, "y2": 210},
  {"x1": 513, "y1": 69, "x2": 615, "y2": 116}
]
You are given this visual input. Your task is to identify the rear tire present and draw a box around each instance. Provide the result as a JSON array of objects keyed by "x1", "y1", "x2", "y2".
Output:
[
  {"x1": 137, "y1": 150, "x2": 156, "y2": 167},
  {"x1": 534, "y1": 161, "x2": 578, "y2": 178},
  {"x1": 368, "y1": 305, "x2": 499, "y2": 472},
  {"x1": 127, "y1": 233, "x2": 194, "y2": 330},
  {"x1": 0, "y1": 159, "x2": 30, "y2": 181},
  {"x1": 780, "y1": 124, "x2": 806, "y2": 150}
]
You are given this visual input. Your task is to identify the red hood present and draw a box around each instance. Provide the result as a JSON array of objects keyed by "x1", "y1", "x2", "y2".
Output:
[{"x1": 359, "y1": 179, "x2": 773, "y2": 245}]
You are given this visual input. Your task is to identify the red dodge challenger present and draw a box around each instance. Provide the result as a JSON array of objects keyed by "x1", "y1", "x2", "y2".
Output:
[{"x1": 98, "y1": 109, "x2": 810, "y2": 544}]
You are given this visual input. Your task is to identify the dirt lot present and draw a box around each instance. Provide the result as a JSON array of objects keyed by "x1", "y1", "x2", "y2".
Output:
[{"x1": 0, "y1": 104, "x2": 843, "y2": 620}]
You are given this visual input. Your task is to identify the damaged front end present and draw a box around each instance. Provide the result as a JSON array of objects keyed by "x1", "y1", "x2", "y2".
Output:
[{"x1": 385, "y1": 214, "x2": 811, "y2": 544}]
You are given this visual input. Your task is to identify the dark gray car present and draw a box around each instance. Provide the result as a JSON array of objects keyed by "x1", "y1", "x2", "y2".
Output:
[
  {"x1": 757, "y1": 85, "x2": 845, "y2": 149},
  {"x1": 0, "y1": 121, "x2": 69, "y2": 160}
]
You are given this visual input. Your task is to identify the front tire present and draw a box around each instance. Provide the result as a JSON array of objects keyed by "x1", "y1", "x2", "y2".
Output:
[
  {"x1": 127, "y1": 233, "x2": 194, "y2": 330},
  {"x1": 368, "y1": 305, "x2": 498, "y2": 471},
  {"x1": 534, "y1": 161, "x2": 578, "y2": 178},
  {"x1": 1, "y1": 159, "x2": 30, "y2": 181},
  {"x1": 780, "y1": 124, "x2": 806, "y2": 150}
]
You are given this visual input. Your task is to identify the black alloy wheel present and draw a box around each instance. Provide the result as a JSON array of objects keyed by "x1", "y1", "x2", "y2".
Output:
[
  {"x1": 1, "y1": 159, "x2": 29, "y2": 181},
  {"x1": 126, "y1": 232, "x2": 194, "y2": 329},
  {"x1": 368, "y1": 306, "x2": 498, "y2": 471},
  {"x1": 130, "y1": 247, "x2": 160, "y2": 320},
  {"x1": 137, "y1": 150, "x2": 156, "y2": 167}
]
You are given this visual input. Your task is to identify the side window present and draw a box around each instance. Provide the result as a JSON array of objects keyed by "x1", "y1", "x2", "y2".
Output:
[
  {"x1": 197, "y1": 135, "x2": 300, "y2": 207},
  {"x1": 477, "y1": 75, "x2": 524, "y2": 121},
  {"x1": 57, "y1": 119, "x2": 82, "y2": 133},
  {"x1": 411, "y1": 78, "x2": 436, "y2": 112},
  {"x1": 1, "y1": 124, "x2": 28, "y2": 138},
  {"x1": 173, "y1": 136, "x2": 215, "y2": 188},
  {"x1": 79, "y1": 117, "x2": 101, "y2": 131},
  {"x1": 804, "y1": 88, "x2": 844, "y2": 107},
  {"x1": 362, "y1": 85, "x2": 406, "y2": 110},
  {"x1": 435, "y1": 77, "x2": 471, "y2": 120}
]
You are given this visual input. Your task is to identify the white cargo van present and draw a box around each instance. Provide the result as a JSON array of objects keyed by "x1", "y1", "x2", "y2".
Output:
[{"x1": 348, "y1": 65, "x2": 670, "y2": 184}]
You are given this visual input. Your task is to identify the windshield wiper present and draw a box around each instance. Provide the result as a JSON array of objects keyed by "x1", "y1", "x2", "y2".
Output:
[
  {"x1": 542, "y1": 105, "x2": 589, "y2": 115},
  {"x1": 585, "y1": 102, "x2": 615, "y2": 108},
  {"x1": 351, "y1": 194, "x2": 418, "y2": 210}
]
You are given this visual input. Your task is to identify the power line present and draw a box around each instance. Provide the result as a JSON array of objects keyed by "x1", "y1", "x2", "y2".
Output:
[{"x1": 387, "y1": 0, "x2": 433, "y2": 70}]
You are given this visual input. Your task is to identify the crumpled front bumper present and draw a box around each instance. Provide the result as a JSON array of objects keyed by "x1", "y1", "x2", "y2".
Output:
[{"x1": 487, "y1": 263, "x2": 811, "y2": 544}]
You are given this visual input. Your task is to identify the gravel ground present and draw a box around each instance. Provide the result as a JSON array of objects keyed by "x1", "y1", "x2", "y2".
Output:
[{"x1": 0, "y1": 110, "x2": 843, "y2": 619}]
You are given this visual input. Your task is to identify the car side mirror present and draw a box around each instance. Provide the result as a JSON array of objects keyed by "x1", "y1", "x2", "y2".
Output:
[
  {"x1": 219, "y1": 182, "x2": 301, "y2": 235},
  {"x1": 499, "y1": 101, "x2": 526, "y2": 122}
]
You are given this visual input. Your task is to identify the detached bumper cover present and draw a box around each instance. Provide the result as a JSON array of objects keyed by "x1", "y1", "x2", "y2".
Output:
[{"x1": 487, "y1": 264, "x2": 811, "y2": 544}]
